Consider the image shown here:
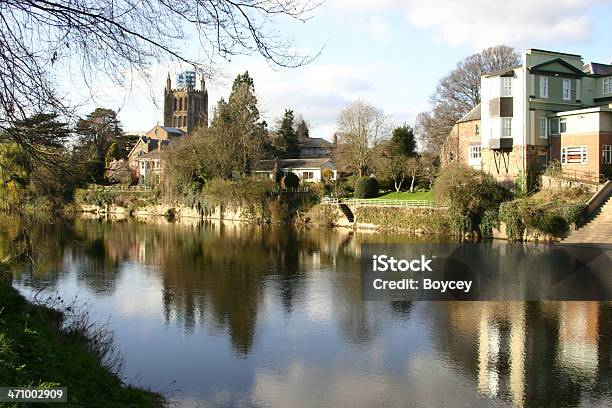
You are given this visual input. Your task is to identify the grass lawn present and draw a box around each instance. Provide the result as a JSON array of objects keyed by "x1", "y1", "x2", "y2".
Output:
[{"x1": 366, "y1": 191, "x2": 434, "y2": 201}]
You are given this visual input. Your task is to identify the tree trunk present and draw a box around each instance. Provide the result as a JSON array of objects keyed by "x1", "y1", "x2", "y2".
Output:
[
  {"x1": 395, "y1": 177, "x2": 404, "y2": 192},
  {"x1": 409, "y1": 173, "x2": 416, "y2": 192}
]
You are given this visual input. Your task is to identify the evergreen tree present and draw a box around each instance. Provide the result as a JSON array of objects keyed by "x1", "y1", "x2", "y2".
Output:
[
  {"x1": 74, "y1": 108, "x2": 124, "y2": 183},
  {"x1": 275, "y1": 109, "x2": 299, "y2": 158},
  {"x1": 391, "y1": 124, "x2": 417, "y2": 157},
  {"x1": 295, "y1": 118, "x2": 309, "y2": 139}
]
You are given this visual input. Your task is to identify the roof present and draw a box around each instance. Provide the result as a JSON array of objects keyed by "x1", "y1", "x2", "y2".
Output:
[
  {"x1": 159, "y1": 126, "x2": 184, "y2": 134},
  {"x1": 255, "y1": 158, "x2": 334, "y2": 172},
  {"x1": 527, "y1": 48, "x2": 582, "y2": 58},
  {"x1": 529, "y1": 58, "x2": 585, "y2": 76},
  {"x1": 584, "y1": 62, "x2": 612, "y2": 76},
  {"x1": 127, "y1": 136, "x2": 170, "y2": 158},
  {"x1": 484, "y1": 64, "x2": 522, "y2": 77},
  {"x1": 457, "y1": 104, "x2": 481, "y2": 123},
  {"x1": 298, "y1": 137, "x2": 332, "y2": 149}
]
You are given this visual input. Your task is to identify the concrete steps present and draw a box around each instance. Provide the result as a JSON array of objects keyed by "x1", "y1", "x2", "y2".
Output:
[
  {"x1": 338, "y1": 203, "x2": 354, "y2": 223},
  {"x1": 562, "y1": 197, "x2": 612, "y2": 244}
]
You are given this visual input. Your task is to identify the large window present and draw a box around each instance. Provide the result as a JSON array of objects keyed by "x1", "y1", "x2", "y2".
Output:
[
  {"x1": 561, "y1": 146, "x2": 587, "y2": 164},
  {"x1": 539, "y1": 77, "x2": 548, "y2": 98},
  {"x1": 559, "y1": 117, "x2": 567, "y2": 133},
  {"x1": 501, "y1": 77, "x2": 512, "y2": 97},
  {"x1": 604, "y1": 78, "x2": 612, "y2": 95},
  {"x1": 562, "y1": 79, "x2": 571, "y2": 100},
  {"x1": 539, "y1": 117, "x2": 548, "y2": 139},
  {"x1": 501, "y1": 117, "x2": 512, "y2": 137},
  {"x1": 603, "y1": 145, "x2": 612, "y2": 164}
]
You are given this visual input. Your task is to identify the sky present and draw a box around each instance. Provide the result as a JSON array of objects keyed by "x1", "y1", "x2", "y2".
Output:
[{"x1": 60, "y1": 0, "x2": 612, "y2": 139}]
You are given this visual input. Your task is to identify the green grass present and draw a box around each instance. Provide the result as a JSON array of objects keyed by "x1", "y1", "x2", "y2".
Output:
[
  {"x1": 0, "y1": 275, "x2": 164, "y2": 407},
  {"x1": 365, "y1": 191, "x2": 434, "y2": 202}
]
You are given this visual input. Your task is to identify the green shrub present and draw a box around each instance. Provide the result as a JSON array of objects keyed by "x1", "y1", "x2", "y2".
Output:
[
  {"x1": 354, "y1": 207, "x2": 451, "y2": 233},
  {"x1": 354, "y1": 177, "x2": 379, "y2": 198},
  {"x1": 281, "y1": 173, "x2": 300, "y2": 189},
  {"x1": 433, "y1": 164, "x2": 511, "y2": 234},
  {"x1": 499, "y1": 200, "x2": 526, "y2": 241}
]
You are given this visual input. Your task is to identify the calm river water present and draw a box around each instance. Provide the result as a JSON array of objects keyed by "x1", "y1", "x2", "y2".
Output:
[{"x1": 4, "y1": 216, "x2": 612, "y2": 407}]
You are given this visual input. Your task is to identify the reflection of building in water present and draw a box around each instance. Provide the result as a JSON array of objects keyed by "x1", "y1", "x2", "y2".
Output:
[
  {"x1": 477, "y1": 302, "x2": 525, "y2": 404},
  {"x1": 438, "y1": 302, "x2": 606, "y2": 406},
  {"x1": 556, "y1": 302, "x2": 599, "y2": 380}
]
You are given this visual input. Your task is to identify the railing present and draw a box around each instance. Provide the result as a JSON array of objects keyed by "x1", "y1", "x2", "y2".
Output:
[
  {"x1": 544, "y1": 164, "x2": 604, "y2": 184},
  {"x1": 559, "y1": 169, "x2": 604, "y2": 184},
  {"x1": 321, "y1": 196, "x2": 442, "y2": 209}
]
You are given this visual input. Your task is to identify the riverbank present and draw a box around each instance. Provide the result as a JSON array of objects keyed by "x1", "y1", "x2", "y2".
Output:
[{"x1": 0, "y1": 269, "x2": 164, "y2": 407}]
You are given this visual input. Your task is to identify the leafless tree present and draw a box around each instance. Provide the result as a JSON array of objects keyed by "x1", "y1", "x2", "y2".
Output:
[
  {"x1": 0, "y1": 0, "x2": 321, "y2": 156},
  {"x1": 416, "y1": 45, "x2": 521, "y2": 155},
  {"x1": 334, "y1": 99, "x2": 390, "y2": 177}
]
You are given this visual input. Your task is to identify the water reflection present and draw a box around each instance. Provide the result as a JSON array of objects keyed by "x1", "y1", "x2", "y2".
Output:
[{"x1": 3, "y1": 215, "x2": 610, "y2": 407}]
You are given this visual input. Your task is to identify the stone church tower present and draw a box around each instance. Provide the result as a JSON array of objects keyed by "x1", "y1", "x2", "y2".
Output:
[{"x1": 163, "y1": 71, "x2": 208, "y2": 134}]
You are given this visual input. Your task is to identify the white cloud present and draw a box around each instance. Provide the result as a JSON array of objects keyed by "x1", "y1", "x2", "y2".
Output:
[{"x1": 329, "y1": 0, "x2": 606, "y2": 49}]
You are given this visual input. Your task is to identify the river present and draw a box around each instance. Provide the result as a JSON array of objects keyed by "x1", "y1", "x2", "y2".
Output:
[{"x1": 4, "y1": 216, "x2": 611, "y2": 407}]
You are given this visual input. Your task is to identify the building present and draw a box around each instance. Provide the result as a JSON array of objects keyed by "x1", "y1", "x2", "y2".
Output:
[
  {"x1": 127, "y1": 125, "x2": 185, "y2": 185},
  {"x1": 254, "y1": 158, "x2": 337, "y2": 183},
  {"x1": 297, "y1": 137, "x2": 332, "y2": 158},
  {"x1": 443, "y1": 49, "x2": 612, "y2": 183},
  {"x1": 163, "y1": 71, "x2": 209, "y2": 134},
  {"x1": 441, "y1": 104, "x2": 482, "y2": 169}
]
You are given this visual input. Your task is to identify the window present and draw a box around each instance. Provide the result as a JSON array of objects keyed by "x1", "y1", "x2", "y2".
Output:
[
  {"x1": 501, "y1": 117, "x2": 512, "y2": 137},
  {"x1": 559, "y1": 117, "x2": 567, "y2": 133},
  {"x1": 537, "y1": 154, "x2": 548, "y2": 169},
  {"x1": 562, "y1": 79, "x2": 571, "y2": 100},
  {"x1": 140, "y1": 161, "x2": 145, "y2": 170},
  {"x1": 539, "y1": 117, "x2": 548, "y2": 139},
  {"x1": 302, "y1": 171, "x2": 314, "y2": 180},
  {"x1": 501, "y1": 77, "x2": 512, "y2": 97},
  {"x1": 469, "y1": 145, "x2": 481, "y2": 159},
  {"x1": 604, "y1": 78, "x2": 612, "y2": 95},
  {"x1": 539, "y1": 77, "x2": 548, "y2": 98},
  {"x1": 603, "y1": 145, "x2": 612, "y2": 164},
  {"x1": 561, "y1": 146, "x2": 587, "y2": 164},
  {"x1": 448, "y1": 152, "x2": 455, "y2": 162},
  {"x1": 475, "y1": 124, "x2": 480, "y2": 136},
  {"x1": 549, "y1": 118, "x2": 559, "y2": 135}
]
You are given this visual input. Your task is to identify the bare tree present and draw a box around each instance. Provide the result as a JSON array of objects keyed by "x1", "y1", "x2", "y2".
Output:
[
  {"x1": 0, "y1": 0, "x2": 321, "y2": 158},
  {"x1": 334, "y1": 100, "x2": 390, "y2": 177},
  {"x1": 416, "y1": 45, "x2": 521, "y2": 155}
]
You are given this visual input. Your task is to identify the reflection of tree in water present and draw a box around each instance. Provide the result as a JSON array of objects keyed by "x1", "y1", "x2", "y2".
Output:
[{"x1": 0, "y1": 214, "x2": 73, "y2": 289}]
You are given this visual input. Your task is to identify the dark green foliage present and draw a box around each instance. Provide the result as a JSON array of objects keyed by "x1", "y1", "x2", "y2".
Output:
[
  {"x1": 354, "y1": 176, "x2": 379, "y2": 198},
  {"x1": 390, "y1": 124, "x2": 417, "y2": 157},
  {"x1": 74, "y1": 108, "x2": 124, "y2": 184},
  {"x1": 275, "y1": 109, "x2": 299, "y2": 158},
  {"x1": 281, "y1": 172, "x2": 300, "y2": 189}
]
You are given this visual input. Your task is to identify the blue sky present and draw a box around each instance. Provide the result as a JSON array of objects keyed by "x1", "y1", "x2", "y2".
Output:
[{"x1": 64, "y1": 0, "x2": 612, "y2": 139}]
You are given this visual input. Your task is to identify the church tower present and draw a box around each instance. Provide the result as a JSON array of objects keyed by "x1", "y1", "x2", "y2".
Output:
[{"x1": 163, "y1": 70, "x2": 208, "y2": 134}]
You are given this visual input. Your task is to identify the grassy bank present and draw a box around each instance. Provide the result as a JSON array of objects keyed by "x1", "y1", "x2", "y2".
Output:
[
  {"x1": 354, "y1": 207, "x2": 452, "y2": 234},
  {"x1": 0, "y1": 274, "x2": 163, "y2": 407},
  {"x1": 366, "y1": 191, "x2": 433, "y2": 201}
]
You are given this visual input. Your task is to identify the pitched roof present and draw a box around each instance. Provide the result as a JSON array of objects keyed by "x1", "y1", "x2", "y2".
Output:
[
  {"x1": 584, "y1": 62, "x2": 612, "y2": 76},
  {"x1": 457, "y1": 104, "x2": 481, "y2": 123},
  {"x1": 159, "y1": 126, "x2": 184, "y2": 134},
  {"x1": 298, "y1": 137, "x2": 332, "y2": 148},
  {"x1": 255, "y1": 158, "x2": 334, "y2": 171},
  {"x1": 127, "y1": 137, "x2": 170, "y2": 159},
  {"x1": 484, "y1": 64, "x2": 522, "y2": 77}
]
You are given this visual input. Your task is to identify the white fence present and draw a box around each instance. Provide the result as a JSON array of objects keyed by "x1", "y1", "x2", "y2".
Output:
[{"x1": 321, "y1": 196, "x2": 443, "y2": 209}]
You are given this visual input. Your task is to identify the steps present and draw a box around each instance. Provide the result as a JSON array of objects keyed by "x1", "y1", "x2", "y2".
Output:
[
  {"x1": 338, "y1": 203, "x2": 354, "y2": 223},
  {"x1": 562, "y1": 196, "x2": 612, "y2": 244}
]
